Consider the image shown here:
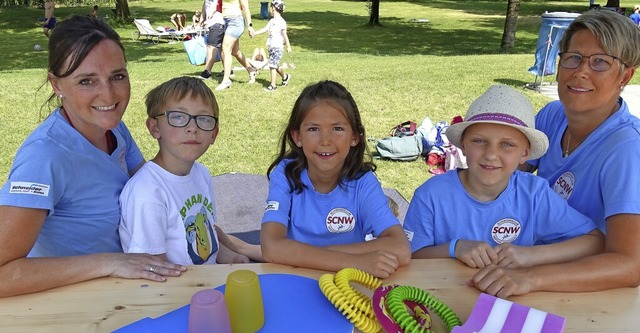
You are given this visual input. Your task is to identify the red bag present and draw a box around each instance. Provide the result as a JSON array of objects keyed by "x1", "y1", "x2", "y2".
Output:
[{"x1": 389, "y1": 121, "x2": 417, "y2": 137}]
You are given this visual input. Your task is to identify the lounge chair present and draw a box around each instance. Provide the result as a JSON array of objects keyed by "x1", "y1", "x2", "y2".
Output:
[{"x1": 131, "y1": 18, "x2": 180, "y2": 44}]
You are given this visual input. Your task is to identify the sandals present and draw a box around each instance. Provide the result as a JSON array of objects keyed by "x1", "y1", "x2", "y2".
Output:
[
  {"x1": 215, "y1": 80, "x2": 232, "y2": 91},
  {"x1": 281, "y1": 74, "x2": 291, "y2": 86}
]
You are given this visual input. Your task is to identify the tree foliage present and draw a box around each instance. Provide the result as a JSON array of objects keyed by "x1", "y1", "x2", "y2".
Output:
[
  {"x1": 1, "y1": 0, "x2": 98, "y2": 7},
  {"x1": 1, "y1": 0, "x2": 128, "y2": 18}
]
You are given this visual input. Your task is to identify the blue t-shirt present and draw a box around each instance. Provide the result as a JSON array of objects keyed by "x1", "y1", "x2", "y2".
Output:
[
  {"x1": 261, "y1": 159, "x2": 400, "y2": 246},
  {"x1": 403, "y1": 170, "x2": 597, "y2": 253},
  {"x1": 0, "y1": 109, "x2": 144, "y2": 257},
  {"x1": 630, "y1": 13, "x2": 640, "y2": 26},
  {"x1": 531, "y1": 99, "x2": 640, "y2": 233}
]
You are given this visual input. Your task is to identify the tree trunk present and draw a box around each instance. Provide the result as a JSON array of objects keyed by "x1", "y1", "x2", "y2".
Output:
[
  {"x1": 114, "y1": 0, "x2": 130, "y2": 19},
  {"x1": 368, "y1": 0, "x2": 381, "y2": 26},
  {"x1": 604, "y1": 0, "x2": 620, "y2": 7},
  {"x1": 500, "y1": 0, "x2": 521, "y2": 50}
]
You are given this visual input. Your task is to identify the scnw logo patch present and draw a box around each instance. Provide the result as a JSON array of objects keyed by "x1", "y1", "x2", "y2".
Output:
[
  {"x1": 325, "y1": 208, "x2": 356, "y2": 233},
  {"x1": 553, "y1": 172, "x2": 575, "y2": 200},
  {"x1": 491, "y1": 218, "x2": 521, "y2": 244}
]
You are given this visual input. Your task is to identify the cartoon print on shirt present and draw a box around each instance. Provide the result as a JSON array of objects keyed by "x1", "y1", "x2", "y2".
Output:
[{"x1": 185, "y1": 206, "x2": 218, "y2": 264}]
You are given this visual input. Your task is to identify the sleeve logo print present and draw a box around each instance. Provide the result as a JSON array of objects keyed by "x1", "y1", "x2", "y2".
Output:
[
  {"x1": 265, "y1": 201, "x2": 279, "y2": 211},
  {"x1": 9, "y1": 182, "x2": 50, "y2": 196},
  {"x1": 403, "y1": 229, "x2": 414, "y2": 242}
]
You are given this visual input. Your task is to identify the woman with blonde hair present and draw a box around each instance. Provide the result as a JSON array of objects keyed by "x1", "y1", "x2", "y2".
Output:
[
  {"x1": 215, "y1": 0, "x2": 257, "y2": 90},
  {"x1": 471, "y1": 9, "x2": 640, "y2": 298}
]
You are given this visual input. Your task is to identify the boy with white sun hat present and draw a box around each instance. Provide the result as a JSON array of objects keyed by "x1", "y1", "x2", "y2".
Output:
[{"x1": 403, "y1": 85, "x2": 603, "y2": 270}]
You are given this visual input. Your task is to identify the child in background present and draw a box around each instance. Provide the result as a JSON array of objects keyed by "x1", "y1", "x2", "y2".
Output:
[
  {"x1": 248, "y1": 47, "x2": 269, "y2": 71},
  {"x1": 43, "y1": 0, "x2": 56, "y2": 37},
  {"x1": 119, "y1": 77, "x2": 256, "y2": 265},
  {"x1": 192, "y1": 9, "x2": 202, "y2": 29},
  {"x1": 260, "y1": 80, "x2": 410, "y2": 278},
  {"x1": 252, "y1": 0, "x2": 292, "y2": 92},
  {"x1": 170, "y1": 13, "x2": 187, "y2": 31},
  {"x1": 631, "y1": 5, "x2": 640, "y2": 27},
  {"x1": 403, "y1": 85, "x2": 603, "y2": 269},
  {"x1": 89, "y1": 5, "x2": 98, "y2": 18}
]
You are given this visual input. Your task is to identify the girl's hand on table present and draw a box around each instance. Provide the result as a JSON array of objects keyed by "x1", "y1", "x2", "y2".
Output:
[{"x1": 354, "y1": 251, "x2": 399, "y2": 279}]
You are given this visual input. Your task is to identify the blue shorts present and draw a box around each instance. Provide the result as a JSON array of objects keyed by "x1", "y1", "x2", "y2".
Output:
[
  {"x1": 44, "y1": 17, "x2": 56, "y2": 29},
  {"x1": 223, "y1": 16, "x2": 245, "y2": 39}
]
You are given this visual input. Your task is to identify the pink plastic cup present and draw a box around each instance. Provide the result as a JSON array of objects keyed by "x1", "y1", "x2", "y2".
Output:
[{"x1": 188, "y1": 289, "x2": 232, "y2": 333}]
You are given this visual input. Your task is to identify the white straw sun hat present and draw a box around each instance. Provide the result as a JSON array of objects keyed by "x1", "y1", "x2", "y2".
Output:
[{"x1": 445, "y1": 85, "x2": 549, "y2": 160}]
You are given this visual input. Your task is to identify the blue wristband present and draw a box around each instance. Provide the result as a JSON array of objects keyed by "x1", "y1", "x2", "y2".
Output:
[{"x1": 449, "y1": 239, "x2": 459, "y2": 258}]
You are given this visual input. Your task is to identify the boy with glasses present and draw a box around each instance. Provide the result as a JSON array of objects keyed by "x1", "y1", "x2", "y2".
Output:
[{"x1": 119, "y1": 77, "x2": 259, "y2": 265}]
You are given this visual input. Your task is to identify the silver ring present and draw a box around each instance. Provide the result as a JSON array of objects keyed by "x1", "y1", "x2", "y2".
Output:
[{"x1": 148, "y1": 265, "x2": 156, "y2": 273}]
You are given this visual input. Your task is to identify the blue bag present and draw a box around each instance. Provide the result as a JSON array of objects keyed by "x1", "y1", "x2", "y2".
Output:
[
  {"x1": 375, "y1": 135, "x2": 423, "y2": 161},
  {"x1": 183, "y1": 36, "x2": 206, "y2": 66}
]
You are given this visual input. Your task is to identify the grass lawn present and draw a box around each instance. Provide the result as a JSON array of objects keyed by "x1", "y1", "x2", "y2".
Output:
[{"x1": 0, "y1": 0, "x2": 638, "y2": 201}]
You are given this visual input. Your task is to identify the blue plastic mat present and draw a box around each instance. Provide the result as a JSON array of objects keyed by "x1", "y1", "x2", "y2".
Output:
[{"x1": 113, "y1": 273, "x2": 353, "y2": 333}]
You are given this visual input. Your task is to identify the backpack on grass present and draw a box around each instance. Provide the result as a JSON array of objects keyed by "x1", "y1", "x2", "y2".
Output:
[
  {"x1": 374, "y1": 121, "x2": 423, "y2": 161},
  {"x1": 375, "y1": 135, "x2": 423, "y2": 161}
]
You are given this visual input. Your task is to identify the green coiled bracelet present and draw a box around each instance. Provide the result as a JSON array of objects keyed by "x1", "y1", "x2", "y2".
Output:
[{"x1": 386, "y1": 285, "x2": 462, "y2": 333}]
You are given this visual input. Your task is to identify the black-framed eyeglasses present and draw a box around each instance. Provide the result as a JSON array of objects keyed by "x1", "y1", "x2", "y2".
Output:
[
  {"x1": 558, "y1": 52, "x2": 627, "y2": 72},
  {"x1": 154, "y1": 111, "x2": 218, "y2": 131}
]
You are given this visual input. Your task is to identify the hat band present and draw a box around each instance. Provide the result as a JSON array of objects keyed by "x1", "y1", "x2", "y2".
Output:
[{"x1": 466, "y1": 113, "x2": 528, "y2": 127}]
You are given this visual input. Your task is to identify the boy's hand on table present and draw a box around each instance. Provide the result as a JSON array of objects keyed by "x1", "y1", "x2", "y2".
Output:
[
  {"x1": 456, "y1": 240, "x2": 498, "y2": 268},
  {"x1": 469, "y1": 264, "x2": 533, "y2": 298},
  {"x1": 494, "y1": 243, "x2": 533, "y2": 268}
]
